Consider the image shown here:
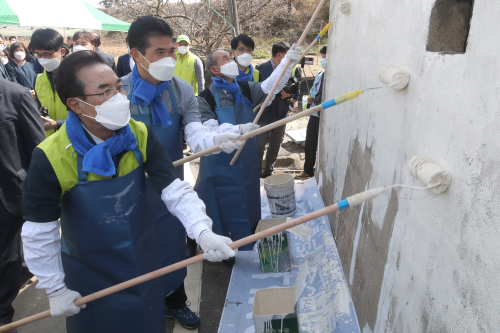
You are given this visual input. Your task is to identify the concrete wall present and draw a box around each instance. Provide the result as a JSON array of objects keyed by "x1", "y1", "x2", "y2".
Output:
[{"x1": 317, "y1": 0, "x2": 500, "y2": 332}]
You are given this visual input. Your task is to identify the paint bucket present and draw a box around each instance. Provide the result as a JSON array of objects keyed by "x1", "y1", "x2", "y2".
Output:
[
  {"x1": 264, "y1": 174, "x2": 296, "y2": 218},
  {"x1": 253, "y1": 287, "x2": 299, "y2": 333},
  {"x1": 255, "y1": 218, "x2": 292, "y2": 273}
]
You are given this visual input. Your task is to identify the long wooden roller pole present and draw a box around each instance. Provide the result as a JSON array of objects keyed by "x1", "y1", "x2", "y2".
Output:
[
  {"x1": 173, "y1": 87, "x2": 366, "y2": 167},
  {"x1": 1, "y1": 172, "x2": 387, "y2": 333},
  {"x1": 1, "y1": 189, "x2": 373, "y2": 333},
  {"x1": 228, "y1": 0, "x2": 328, "y2": 166},
  {"x1": 173, "y1": 102, "x2": 324, "y2": 167}
]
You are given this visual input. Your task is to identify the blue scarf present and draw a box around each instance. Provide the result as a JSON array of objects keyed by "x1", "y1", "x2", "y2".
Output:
[
  {"x1": 236, "y1": 63, "x2": 254, "y2": 82},
  {"x1": 66, "y1": 111, "x2": 138, "y2": 177},
  {"x1": 130, "y1": 65, "x2": 172, "y2": 129},
  {"x1": 212, "y1": 77, "x2": 252, "y2": 107}
]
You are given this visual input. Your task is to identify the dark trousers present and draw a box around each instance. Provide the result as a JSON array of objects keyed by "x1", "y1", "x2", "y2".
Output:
[
  {"x1": 258, "y1": 120, "x2": 286, "y2": 173},
  {"x1": 304, "y1": 116, "x2": 320, "y2": 175},
  {"x1": 0, "y1": 201, "x2": 23, "y2": 323},
  {"x1": 165, "y1": 282, "x2": 188, "y2": 309}
]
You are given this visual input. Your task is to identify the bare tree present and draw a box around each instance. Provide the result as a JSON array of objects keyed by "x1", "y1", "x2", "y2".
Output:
[{"x1": 101, "y1": 0, "x2": 294, "y2": 55}]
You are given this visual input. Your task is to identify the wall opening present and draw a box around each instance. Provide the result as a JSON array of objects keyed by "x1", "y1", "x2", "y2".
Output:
[{"x1": 426, "y1": 0, "x2": 474, "y2": 54}]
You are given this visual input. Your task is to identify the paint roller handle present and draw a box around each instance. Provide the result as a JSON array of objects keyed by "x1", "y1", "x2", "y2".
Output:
[
  {"x1": 318, "y1": 22, "x2": 332, "y2": 38},
  {"x1": 298, "y1": 22, "x2": 332, "y2": 63}
]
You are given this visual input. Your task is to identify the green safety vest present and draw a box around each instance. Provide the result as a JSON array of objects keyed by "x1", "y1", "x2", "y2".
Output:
[
  {"x1": 246, "y1": 66, "x2": 260, "y2": 82},
  {"x1": 35, "y1": 70, "x2": 69, "y2": 137},
  {"x1": 174, "y1": 51, "x2": 199, "y2": 95},
  {"x1": 38, "y1": 119, "x2": 148, "y2": 198}
]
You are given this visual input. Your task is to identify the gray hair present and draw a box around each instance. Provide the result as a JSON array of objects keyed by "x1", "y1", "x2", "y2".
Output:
[{"x1": 205, "y1": 50, "x2": 219, "y2": 77}]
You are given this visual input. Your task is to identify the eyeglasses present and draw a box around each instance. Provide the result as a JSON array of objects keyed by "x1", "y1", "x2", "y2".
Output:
[
  {"x1": 79, "y1": 85, "x2": 130, "y2": 101},
  {"x1": 236, "y1": 47, "x2": 253, "y2": 53},
  {"x1": 34, "y1": 50, "x2": 59, "y2": 59}
]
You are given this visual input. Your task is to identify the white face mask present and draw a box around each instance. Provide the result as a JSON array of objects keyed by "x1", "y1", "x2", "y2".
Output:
[
  {"x1": 77, "y1": 93, "x2": 131, "y2": 131},
  {"x1": 73, "y1": 45, "x2": 90, "y2": 53},
  {"x1": 177, "y1": 46, "x2": 189, "y2": 55},
  {"x1": 0, "y1": 45, "x2": 4, "y2": 52},
  {"x1": 39, "y1": 55, "x2": 61, "y2": 72},
  {"x1": 14, "y1": 51, "x2": 25, "y2": 61},
  {"x1": 138, "y1": 52, "x2": 176, "y2": 82},
  {"x1": 217, "y1": 61, "x2": 239, "y2": 78},
  {"x1": 236, "y1": 53, "x2": 253, "y2": 67},
  {"x1": 1, "y1": 57, "x2": 7, "y2": 65}
]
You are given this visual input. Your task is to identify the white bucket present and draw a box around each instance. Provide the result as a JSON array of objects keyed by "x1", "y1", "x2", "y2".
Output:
[{"x1": 264, "y1": 174, "x2": 296, "y2": 218}]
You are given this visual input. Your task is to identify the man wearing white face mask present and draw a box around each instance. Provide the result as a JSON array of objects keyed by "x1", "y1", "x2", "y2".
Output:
[
  {"x1": 31, "y1": 28, "x2": 68, "y2": 137},
  {"x1": 173, "y1": 35, "x2": 204, "y2": 95},
  {"x1": 72, "y1": 31, "x2": 116, "y2": 72},
  {"x1": 121, "y1": 16, "x2": 249, "y2": 329},
  {"x1": 0, "y1": 34, "x2": 10, "y2": 81},
  {"x1": 195, "y1": 44, "x2": 301, "y2": 265},
  {"x1": 20, "y1": 51, "x2": 235, "y2": 333},
  {"x1": 231, "y1": 34, "x2": 261, "y2": 82}
]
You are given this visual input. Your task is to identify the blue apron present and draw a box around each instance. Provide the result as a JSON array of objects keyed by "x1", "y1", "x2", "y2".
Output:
[
  {"x1": 130, "y1": 84, "x2": 187, "y2": 296},
  {"x1": 194, "y1": 85, "x2": 261, "y2": 250},
  {"x1": 60, "y1": 147, "x2": 165, "y2": 333}
]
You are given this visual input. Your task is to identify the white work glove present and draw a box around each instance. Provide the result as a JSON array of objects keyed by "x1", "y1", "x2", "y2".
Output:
[
  {"x1": 49, "y1": 287, "x2": 86, "y2": 318},
  {"x1": 239, "y1": 123, "x2": 260, "y2": 135},
  {"x1": 284, "y1": 44, "x2": 302, "y2": 64},
  {"x1": 214, "y1": 132, "x2": 243, "y2": 154},
  {"x1": 198, "y1": 230, "x2": 237, "y2": 262}
]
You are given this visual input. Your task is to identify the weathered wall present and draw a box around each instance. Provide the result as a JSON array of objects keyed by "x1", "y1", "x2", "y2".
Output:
[{"x1": 318, "y1": 0, "x2": 500, "y2": 332}]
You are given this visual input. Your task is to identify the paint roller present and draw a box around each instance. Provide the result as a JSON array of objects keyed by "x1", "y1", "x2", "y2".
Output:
[
  {"x1": 229, "y1": 0, "x2": 343, "y2": 166},
  {"x1": 172, "y1": 65, "x2": 410, "y2": 167},
  {"x1": 231, "y1": 63, "x2": 407, "y2": 166},
  {"x1": 0, "y1": 155, "x2": 451, "y2": 332},
  {"x1": 173, "y1": 87, "x2": 372, "y2": 167}
]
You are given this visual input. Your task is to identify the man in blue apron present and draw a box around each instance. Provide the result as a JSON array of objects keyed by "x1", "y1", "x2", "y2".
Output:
[
  {"x1": 196, "y1": 46, "x2": 301, "y2": 264},
  {"x1": 120, "y1": 16, "x2": 254, "y2": 328},
  {"x1": 20, "y1": 51, "x2": 236, "y2": 333}
]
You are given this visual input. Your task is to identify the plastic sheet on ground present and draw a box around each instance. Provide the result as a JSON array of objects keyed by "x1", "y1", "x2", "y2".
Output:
[{"x1": 218, "y1": 177, "x2": 361, "y2": 333}]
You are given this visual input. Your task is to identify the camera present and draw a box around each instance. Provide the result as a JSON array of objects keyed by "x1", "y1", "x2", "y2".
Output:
[
  {"x1": 282, "y1": 76, "x2": 298, "y2": 96},
  {"x1": 39, "y1": 106, "x2": 49, "y2": 118}
]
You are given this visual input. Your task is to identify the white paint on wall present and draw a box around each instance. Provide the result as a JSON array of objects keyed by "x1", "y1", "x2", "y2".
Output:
[
  {"x1": 349, "y1": 183, "x2": 367, "y2": 286},
  {"x1": 319, "y1": 0, "x2": 500, "y2": 331}
]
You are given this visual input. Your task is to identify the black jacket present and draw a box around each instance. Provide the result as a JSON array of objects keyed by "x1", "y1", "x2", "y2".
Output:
[
  {"x1": 116, "y1": 53, "x2": 133, "y2": 78},
  {"x1": 256, "y1": 59, "x2": 301, "y2": 123},
  {"x1": 0, "y1": 78, "x2": 45, "y2": 216},
  {"x1": 96, "y1": 49, "x2": 116, "y2": 72}
]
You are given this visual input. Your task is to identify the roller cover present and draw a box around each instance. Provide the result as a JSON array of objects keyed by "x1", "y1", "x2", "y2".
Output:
[
  {"x1": 408, "y1": 155, "x2": 452, "y2": 194},
  {"x1": 379, "y1": 66, "x2": 410, "y2": 90},
  {"x1": 338, "y1": 1, "x2": 351, "y2": 14}
]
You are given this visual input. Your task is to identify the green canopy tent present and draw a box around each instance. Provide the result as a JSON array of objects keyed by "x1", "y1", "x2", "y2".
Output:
[{"x1": 0, "y1": 0, "x2": 130, "y2": 32}]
